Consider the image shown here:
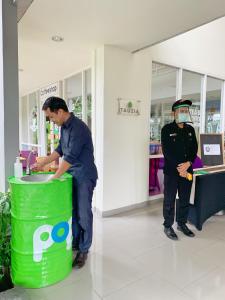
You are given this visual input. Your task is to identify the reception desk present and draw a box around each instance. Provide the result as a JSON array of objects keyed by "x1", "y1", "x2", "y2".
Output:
[{"x1": 188, "y1": 165, "x2": 225, "y2": 230}]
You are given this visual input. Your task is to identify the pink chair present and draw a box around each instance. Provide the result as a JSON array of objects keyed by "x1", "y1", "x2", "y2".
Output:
[
  {"x1": 192, "y1": 156, "x2": 203, "y2": 169},
  {"x1": 20, "y1": 150, "x2": 38, "y2": 170},
  {"x1": 149, "y1": 158, "x2": 160, "y2": 194}
]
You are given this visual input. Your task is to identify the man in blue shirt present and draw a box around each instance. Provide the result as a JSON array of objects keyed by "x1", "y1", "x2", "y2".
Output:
[{"x1": 33, "y1": 97, "x2": 98, "y2": 268}]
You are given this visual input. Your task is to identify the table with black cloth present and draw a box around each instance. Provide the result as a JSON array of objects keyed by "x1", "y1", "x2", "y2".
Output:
[{"x1": 188, "y1": 166, "x2": 225, "y2": 230}]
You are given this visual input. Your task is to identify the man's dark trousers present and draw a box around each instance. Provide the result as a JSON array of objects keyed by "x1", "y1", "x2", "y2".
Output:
[
  {"x1": 163, "y1": 174, "x2": 192, "y2": 228},
  {"x1": 72, "y1": 178, "x2": 96, "y2": 253}
]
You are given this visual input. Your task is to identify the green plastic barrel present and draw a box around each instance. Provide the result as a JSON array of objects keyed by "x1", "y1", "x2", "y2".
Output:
[{"x1": 8, "y1": 173, "x2": 73, "y2": 288}]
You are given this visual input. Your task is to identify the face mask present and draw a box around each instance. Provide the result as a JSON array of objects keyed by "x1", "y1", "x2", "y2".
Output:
[{"x1": 176, "y1": 113, "x2": 191, "y2": 124}]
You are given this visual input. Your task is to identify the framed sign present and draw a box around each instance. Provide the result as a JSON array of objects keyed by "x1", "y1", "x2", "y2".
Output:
[
  {"x1": 200, "y1": 133, "x2": 224, "y2": 166},
  {"x1": 39, "y1": 81, "x2": 62, "y2": 155},
  {"x1": 40, "y1": 82, "x2": 61, "y2": 103},
  {"x1": 117, "y1": 98, "x2": 141, "y2": 116}
]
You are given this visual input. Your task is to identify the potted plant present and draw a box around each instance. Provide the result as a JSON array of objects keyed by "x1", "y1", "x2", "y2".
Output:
[{"x1": 0, "y1": 192, "x2": 13, "y2": 292}]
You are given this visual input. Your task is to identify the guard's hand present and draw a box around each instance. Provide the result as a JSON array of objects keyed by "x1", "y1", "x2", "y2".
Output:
[
  {"x1": 177, "y1": 162, "x2": 191, "y2": 173},
  {"x1": 179, "y1": 171, "x2": 188, "y2": 178}
]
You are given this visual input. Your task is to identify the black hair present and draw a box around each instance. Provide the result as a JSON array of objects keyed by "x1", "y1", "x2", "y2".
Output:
[{"x1": 42, "y1": 97, "x2": 69, "y2": 112}]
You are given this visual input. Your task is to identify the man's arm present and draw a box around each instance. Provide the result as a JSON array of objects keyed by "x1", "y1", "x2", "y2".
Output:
[
  {"x1": 51, "y1": 159, "x2": 72, "y2": 179},
  {"x1": 51, "y1": 126, "x2": 87, "y2": 179},
  {"x1": 177, "y1": 127, "x2": 198, "y2": 174},
  {"x1": 55, "y1": 139, "x2": 63, "y2": 157},
  {"x1": 63, "y1": 129, "x2": 86, "y2": 165},
  {"x1": 161, "y1": 126, "x2": 178, "y2": 168}
]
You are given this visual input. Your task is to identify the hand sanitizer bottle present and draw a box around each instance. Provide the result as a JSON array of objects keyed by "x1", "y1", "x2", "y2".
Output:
[{"x1": 14, "y1": 157, "x2": 23, "y2": 178}]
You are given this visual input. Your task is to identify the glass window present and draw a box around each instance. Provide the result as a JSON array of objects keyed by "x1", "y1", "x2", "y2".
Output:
[
  {"x1": 46, "y1": 118, "x2": 59, "y2": 155},
  {"x1": 151, "y1": 63, "x2": 177, "y2": 143},
  {"x1": 182, "y1": 70, "x2": 202, "y2": 140},
  {"x1": 21, "y1": 96, "x2": 28, "y2": 143},
  {"x1": 85, "y1": 69, "x2": 92, "y2": 130},
  {"x1": 205, "y1": 77, "x2": 222, "y2": 133},
  {"x1": 65, "y1": 73, "x2": 82, "y2": 119},
  {"x1": 28, "y1": 92, "x2": 38, "y2": 145}
]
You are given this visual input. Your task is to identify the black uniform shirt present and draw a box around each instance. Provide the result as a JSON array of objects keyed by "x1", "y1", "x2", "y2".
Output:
[{"x1": 161, "y1": 121, "x2": 198, "y2": 175}]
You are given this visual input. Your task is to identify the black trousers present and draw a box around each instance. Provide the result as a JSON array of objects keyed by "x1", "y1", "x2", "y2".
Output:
[
  {"x1": 163, "y1": 174, "x2": 192, "y2": 228},
  {"x1": 72, "y1": 178, "x2": 96, "y2": 253}
]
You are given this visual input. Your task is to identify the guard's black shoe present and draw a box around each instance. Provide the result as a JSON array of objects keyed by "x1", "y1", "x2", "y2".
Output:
[
  {"x1": 177, "y1": 224, "x2": 195, "y2": 237},
  {"x1": 164, "y1": 226, "x2": 178, "y2": 240}
]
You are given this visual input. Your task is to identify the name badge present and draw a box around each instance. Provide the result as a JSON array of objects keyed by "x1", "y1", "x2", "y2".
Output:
[
  {"x1": 170, "y1": 133, "x2": 177, "y2": 137},
  {"x1": 188, "y1": 133, "x2": 192, "y2": 136}
]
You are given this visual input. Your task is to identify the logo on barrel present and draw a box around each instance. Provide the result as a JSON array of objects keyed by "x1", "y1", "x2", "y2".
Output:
[{"x1": 33, "y1": 217, "x2": 72, "y2": 262}]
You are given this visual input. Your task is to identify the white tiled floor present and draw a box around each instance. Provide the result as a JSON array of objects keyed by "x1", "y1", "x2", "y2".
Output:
[{"x1": 2, "y1": 201, "x2": 225, "y2": 300}]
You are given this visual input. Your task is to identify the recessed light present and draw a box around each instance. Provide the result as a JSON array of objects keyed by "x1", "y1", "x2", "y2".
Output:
[{"x1": 52, "y1": 35, "x2": 64, "y2": 42}]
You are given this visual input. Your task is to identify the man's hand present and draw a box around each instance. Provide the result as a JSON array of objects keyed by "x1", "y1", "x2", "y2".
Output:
[
  {"x1": 47, "y1": 174, "x2": 57, "y2": 181},
  {"x1": 177, "y1": 161, "x2": 191, "y2": 174},
  {"x1": 31, "y1": 162, "x2": 45, "y2": 172},
  {"x1": 49, "y1": 174, "x2": 60, "y2": 180},
  {"x1": 47, "y1": 160, "x2": 71, "y2": 181},
  {"x1": 31, "y1": 151, "x2": 60, "y2": 172}
]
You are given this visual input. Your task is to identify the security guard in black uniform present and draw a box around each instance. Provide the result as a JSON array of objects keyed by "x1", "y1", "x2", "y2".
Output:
[{"x1": 161, "y1": 99, "x2": 198, "y2": 240}]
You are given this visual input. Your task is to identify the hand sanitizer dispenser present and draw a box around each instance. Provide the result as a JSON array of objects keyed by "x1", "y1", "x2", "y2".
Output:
[{"x1": 14, "y1": 157, "x2": 23, "y2": 178}]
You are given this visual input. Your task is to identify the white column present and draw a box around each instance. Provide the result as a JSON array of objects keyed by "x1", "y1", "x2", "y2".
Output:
[
  {"x1": 93, "y1": 45, "x2": 151, "y2": 215},
  {"x1": 82, "y1": 70, "x2": 87, "y2": 124},
  {"x1": 91, "y1": 51, "x2": 97, "y2": 209},
  {"x1": 0, "y1": 0, "x2": 19, "y2": 191},
  {"x1": 200, "y1": 75, "x2": 207, "y2": 134},
  {"x1": 93, "y1": 46, "x2": 104, "y2": 213},
  {"x1": 220, "y1": 81, "x2": 225, "y2": 133},
  {"x1": 176, "y1": 68, "x2": 183, "y2": 100}
]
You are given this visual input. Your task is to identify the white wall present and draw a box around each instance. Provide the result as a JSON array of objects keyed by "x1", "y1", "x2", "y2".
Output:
[
  {"x1": 93, "y1": 46, "x2": 105, "y2": 212},
  {"x1": 94, "y1": 45, "x2": 151, "y2": 214},
  {"x1": 93, "y1": 18, "x2": 225, "y2": 214},
  {"x1": 149, "y1": 17, "x2": 225, "y2": 80}
]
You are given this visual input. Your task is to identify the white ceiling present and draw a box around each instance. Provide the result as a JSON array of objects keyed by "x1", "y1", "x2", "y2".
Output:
[{"x1": 18, "y1": 0, "x2": 225, "y2": 96}]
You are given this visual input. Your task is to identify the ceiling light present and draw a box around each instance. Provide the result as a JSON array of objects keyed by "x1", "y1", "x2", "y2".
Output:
[{"x1": 52, "y1": 36, "x2": 64, "y2": 42}]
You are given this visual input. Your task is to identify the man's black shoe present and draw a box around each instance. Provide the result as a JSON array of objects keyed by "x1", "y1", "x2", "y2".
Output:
[
  {"x1": 72, "y1": 244, "x2": 79, "y2": 252},
  {"x1": 164, "y1": 226, "x2": 178, "y2": 240},
  {"x1": 177, "y1": 224, "x2": 195, "y2": 237},
  {"x1": 72, "y1": 252, "x2": 88, "y2": 269}
]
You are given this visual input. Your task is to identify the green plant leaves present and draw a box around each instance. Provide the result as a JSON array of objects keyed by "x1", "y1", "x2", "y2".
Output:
[{"x1": 0, "y1": 192, "x2": 11, "y2": 280}]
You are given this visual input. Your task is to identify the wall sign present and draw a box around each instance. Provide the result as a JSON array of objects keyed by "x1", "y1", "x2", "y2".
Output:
[
  {"x1": 39, "y1": 81, "x2": 62, "y2": 156},
  {"x1": 117, "y1": 98, "x2": 141, "y2": 116},
  {"x1": 40, "y1": 82, "x2": 60, "y2": 103},
  {"x1": 200, "y1": 133, "x2": 224, "y2": 166},
  {"x1": 203, "y1": 144, "x2": 221, "y2": 156}
]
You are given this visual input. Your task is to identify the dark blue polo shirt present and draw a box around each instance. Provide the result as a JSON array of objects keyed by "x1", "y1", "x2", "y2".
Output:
[{"x1": 55, "y1": 113, "x2": 98, "y2": 184}]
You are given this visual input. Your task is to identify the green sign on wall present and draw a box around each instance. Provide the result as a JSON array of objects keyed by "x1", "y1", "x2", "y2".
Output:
[{"x1": 117, "y1": 98, "x2": 141, "y2": 116}]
